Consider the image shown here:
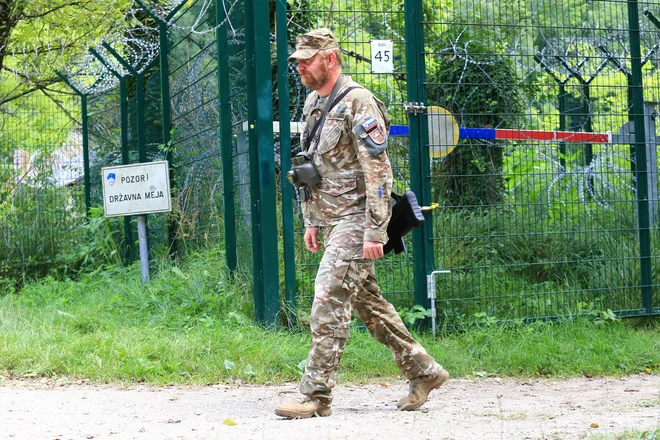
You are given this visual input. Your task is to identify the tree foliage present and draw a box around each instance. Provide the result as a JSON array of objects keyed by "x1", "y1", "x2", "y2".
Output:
[{"x1": 0, "y1": 0, "x2": 132, "y2": 105}]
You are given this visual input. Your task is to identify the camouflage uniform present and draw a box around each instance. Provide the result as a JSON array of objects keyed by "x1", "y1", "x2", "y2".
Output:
[{"x1": 297, "y1": 75, "x2": 443, "y2": 404}]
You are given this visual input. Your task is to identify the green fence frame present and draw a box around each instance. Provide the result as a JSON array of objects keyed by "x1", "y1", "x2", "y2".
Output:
[
  {"x1": 630, "y1": 1, "x2": 654, "y2": 315},
  {"x1": 245, "y1": 0, "x2": 280, "y2": 325},
  {"x1": 9, "y1": 0, "x2": 660, "y2": 327}
]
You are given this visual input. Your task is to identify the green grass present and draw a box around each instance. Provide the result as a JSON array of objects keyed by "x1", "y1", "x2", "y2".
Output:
[
  {"x1": 590, "y1": 429, "x2": 660, "y2": 440},
  {"x1": 1, "y1": 248, "x2": 659, "y2": 385}
]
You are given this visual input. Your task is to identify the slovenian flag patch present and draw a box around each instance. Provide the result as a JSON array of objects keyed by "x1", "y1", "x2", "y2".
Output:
[
  {"x1": 362, "y1": 116, "x2": 385, "y2": 146},
  {"x1": 362, "y1": 117, "x2": 379, "y2": 133}
]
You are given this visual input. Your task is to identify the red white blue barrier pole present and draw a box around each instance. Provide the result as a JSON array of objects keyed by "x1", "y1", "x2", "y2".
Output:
[{"x1": 390, "y1": 125, "x2": 612, "y2": 143}]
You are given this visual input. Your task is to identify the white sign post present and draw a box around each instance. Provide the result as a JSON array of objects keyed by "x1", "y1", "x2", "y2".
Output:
[
  {"x1": 101, "y1": 161, "x2": 171, "y2": 284},
  {"x1": 371, "y1": 40, "x2": 394, "y2": 74}
]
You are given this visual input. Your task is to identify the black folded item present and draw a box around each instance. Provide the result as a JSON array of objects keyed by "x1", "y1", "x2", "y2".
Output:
[{"x1": 383, "y1": 191, "x2": 425, "y2": 255}]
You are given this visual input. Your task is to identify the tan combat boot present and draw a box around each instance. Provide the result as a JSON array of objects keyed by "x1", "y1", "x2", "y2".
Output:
[
  {"x1": 275, "y1": 397, "x2": 332, "y2": 419},
  {"x1": 397, "y1": 368, "x2": 449, "y2": 411}
]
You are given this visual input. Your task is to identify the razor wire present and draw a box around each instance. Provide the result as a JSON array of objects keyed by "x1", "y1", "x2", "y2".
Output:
[
  {"x1": 417, "y1": 0, "x2": 659, "y2": 220},
  {"x1": 51, "y1": 0, "x2": 659, "y2": 219},
  {"x1": 166, "y1": 0, "x2": 245, "y2": 192},
  {"x1": 56, "y1": 0, "x2": 240, "y2": 95},
  {"x1": 137, "y1": 0, "x2": 240, "y2": 34}
]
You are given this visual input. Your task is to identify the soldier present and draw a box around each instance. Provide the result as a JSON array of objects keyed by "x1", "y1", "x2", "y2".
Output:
[{"x1": 275, "y1": 28, "x2": 448, "y2": 419}]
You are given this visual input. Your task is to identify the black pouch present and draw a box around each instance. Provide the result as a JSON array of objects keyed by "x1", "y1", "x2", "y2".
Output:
[{"x1": 383, "y1": 191, "x2": 425, "y2": 255}]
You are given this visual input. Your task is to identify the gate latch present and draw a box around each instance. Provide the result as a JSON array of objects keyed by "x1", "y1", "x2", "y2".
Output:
[{"x1": 403, "y1": 102, "x2": 426, "y2": 114}]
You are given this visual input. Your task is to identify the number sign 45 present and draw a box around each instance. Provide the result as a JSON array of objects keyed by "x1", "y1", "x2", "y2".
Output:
[{"x1": 371, "y1": 40, "x2": 394, "y2": 74}]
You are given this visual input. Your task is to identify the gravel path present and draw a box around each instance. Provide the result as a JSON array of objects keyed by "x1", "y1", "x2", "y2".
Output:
[{"x1": 2, "y1": 375, "x2": 660, "y2": 440}]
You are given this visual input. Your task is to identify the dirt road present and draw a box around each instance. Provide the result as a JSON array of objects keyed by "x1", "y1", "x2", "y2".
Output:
[{"x1": 2, "y1": 375, "x2": 659, "y2": 440}]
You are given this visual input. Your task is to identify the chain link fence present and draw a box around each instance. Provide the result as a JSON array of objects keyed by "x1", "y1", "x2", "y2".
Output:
[{"x1": 0, "y1": 87, "x2": 86, "y2": 280}]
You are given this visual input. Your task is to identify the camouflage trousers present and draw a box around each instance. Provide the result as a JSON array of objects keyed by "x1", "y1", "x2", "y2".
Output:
[{"x1": 299, "y1": 216, "x2": 442, "y2": 404}]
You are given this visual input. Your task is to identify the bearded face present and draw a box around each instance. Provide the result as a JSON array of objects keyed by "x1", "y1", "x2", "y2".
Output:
[{"x1": 299, "y1": 54, "x2": 330, "y2": 90}]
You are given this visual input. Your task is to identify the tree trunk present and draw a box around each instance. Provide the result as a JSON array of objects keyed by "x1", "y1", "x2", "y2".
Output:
[{"x1": 0, "y1": 0, "x2": 24, "y2": 71}]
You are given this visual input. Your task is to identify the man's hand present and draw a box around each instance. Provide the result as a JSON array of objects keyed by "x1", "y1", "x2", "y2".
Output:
[
  {"x1": 304, "y1": 227, "x2": 322, "y2": 253},
  {"x1": 363, "y1": 241, "x2": 384, "y2": 260}
]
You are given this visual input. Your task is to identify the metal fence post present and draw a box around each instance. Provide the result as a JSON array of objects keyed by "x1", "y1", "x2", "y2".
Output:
[
  {"x1": 643, "y1": 101, "x2": 658, "y2": 227},
  {"x1": 628, "y1": 0, "x2": 653, "y2": 315},
  {"x1": 89, "y1": 48, "x2": 134, "y2": 263},
  {"x1": 102, "y1": 43, "x2": 160, "y2": 259},
  {"x1": 404, "y1": 0, "x2": 434, "y2": 327},
  {"x1": 216, "y1": 0, "x2": 238, "y2": 277},
  {"x1": 119, "y1": 75, "x2": 133, "y2": 263},
  {"x1": 134, "y1": 0, "x2": 184, "y2": 259},
  {"x1": 245, "y1": 0, "x2": 280, "y2": 326},
  {"x1": 275, "y1": 0, "x2": 297, "y2": 326},
  {"x1": 80, "y1": 94, "x2": 90, "y2": 216},
  {"x1": 54, "y1": 72, "x2": 91, "y2": 217},
  {"x1": 101, "y1": 43, "x2": 159, "y2": 164}
]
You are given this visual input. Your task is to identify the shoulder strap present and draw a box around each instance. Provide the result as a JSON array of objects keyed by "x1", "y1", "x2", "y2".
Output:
[
  {"x1": 331, "y1": 86, "x2": 361, "y2": 109},
  {"x1": 306, "y1": 78, "x2": 363, "y2": 152}
]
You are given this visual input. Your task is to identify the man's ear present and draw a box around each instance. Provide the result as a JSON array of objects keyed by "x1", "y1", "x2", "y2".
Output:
[{"x1": 327, "y1": 51, "x2": 338, "y2": 68}]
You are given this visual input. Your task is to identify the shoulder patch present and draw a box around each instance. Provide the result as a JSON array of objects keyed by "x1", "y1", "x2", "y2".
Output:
[
  {"x1": 353, "y1": 116, "x2": 388, "y2": 156},
  {"x1": 368, "y1": 127, "x2": 386, "y2": 145},
  {"x1": 361, "y1": 117, "x2": 385, "y2": 146},
  {"x1": 362, "y1": 117, "x2": 378, "y2": 132}
]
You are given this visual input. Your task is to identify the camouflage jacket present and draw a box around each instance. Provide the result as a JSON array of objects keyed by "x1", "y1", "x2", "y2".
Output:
[{"x1": 300, "y1": 76, "x2": 393, "y2": 245}]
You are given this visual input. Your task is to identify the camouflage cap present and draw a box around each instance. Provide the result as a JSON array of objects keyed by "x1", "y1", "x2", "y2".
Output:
[{"x1": 288, "y1": 28, "x2": 339, "y2": 62}]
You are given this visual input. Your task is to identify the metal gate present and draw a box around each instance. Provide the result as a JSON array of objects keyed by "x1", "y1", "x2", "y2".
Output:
[
  {"x1": 418, "y1": 0, "x2": 660, "y2": 326},
  {"x1": 278, "y1": 0, "x2": 660, "y2": 328}
]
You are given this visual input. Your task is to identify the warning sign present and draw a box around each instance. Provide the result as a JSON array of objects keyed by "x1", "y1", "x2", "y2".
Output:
[{"x1": 101, "y1": 161, "x2": 171, "y2": 217}]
